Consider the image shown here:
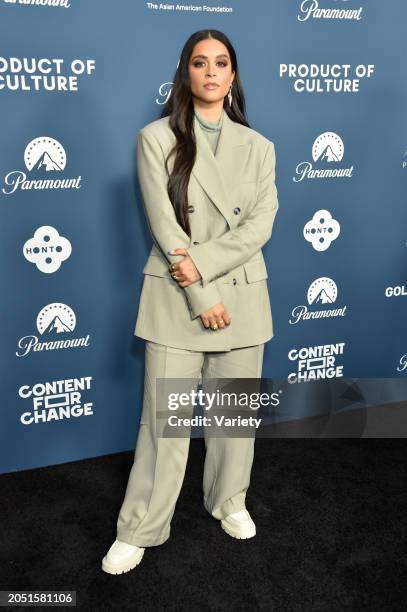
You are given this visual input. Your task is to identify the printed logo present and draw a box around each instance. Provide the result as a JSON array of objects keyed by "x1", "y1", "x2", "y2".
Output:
[
  {"x1": 293, "y1": 132, "x2": 353, "y2": 182},
  {"x1": 16, "y1": 303, "x2": 90, "y2": 358},
  {"x1": 303, "y1": 210, "x2": 341, "y2": 251},
  {"x1": 288, "y1": 342, "x2": 345, "y2": 383},
  {"x1": 298, "y1": 0, "x2": 363, "y2": 22},
  {"x1": 18, "y1": 376, "x2": 93, "y2": 426},
  {"x1": 2, "y1": 137, "x2": 82, "y2": 195},
  {"x1": 280, "y1": 63, "x2": 374, "y2": 93},
  {"x1": 0, "y1": 57, "x2": 96, "y2": 93},
  {"x1": 23, "y1": 225, "x2": 72, "y2": 273},
  {"x1": 4, "y1": 0, "x2": 71, "y2": 7},
  {"x1": 402, "y1": 148, "x2": 407, "y2": 169},
  {"x1": 156, "y1": 81, "x2": 173, "y2": 105},
  {"x1": 289, "y1": 277, "x2": 347, "y2": 324},
  {"x1": 385, "y1": 285, "x2": 407, "y2": 298},
  {"x1": 397, "y1": 354, "x2": 407, "y2": 373}
]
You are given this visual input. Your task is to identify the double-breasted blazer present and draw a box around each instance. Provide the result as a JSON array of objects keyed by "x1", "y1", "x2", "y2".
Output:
[{"x1": 133, "y1": 108, "x2": 279, "y2": 351}]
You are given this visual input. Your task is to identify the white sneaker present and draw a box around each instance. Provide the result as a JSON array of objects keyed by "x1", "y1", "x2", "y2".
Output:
[
  {"x1": 220, "y1": 509, "x2": 256, "y2": 539},
  {"x1": 101, "y1": 539, "x2": 145, "y2": 575}
]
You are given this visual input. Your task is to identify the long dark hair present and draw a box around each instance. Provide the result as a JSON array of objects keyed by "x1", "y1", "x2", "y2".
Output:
[{"x1": 160, "y1": 30, "x2": 250, "y2": 238}]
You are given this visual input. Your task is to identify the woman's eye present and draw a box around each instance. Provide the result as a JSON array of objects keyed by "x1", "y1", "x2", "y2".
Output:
[{"x1": 192, "y1": 61, "x2": 228, "y2": 68}]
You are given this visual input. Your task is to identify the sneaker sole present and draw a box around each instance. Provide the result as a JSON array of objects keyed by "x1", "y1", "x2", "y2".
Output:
[
  {"x1": 220, "y1": 521, "x2": 256, "y2": 539},
  {"x1": 101, "y1": 549, "x2": 145, "y2": 575}
]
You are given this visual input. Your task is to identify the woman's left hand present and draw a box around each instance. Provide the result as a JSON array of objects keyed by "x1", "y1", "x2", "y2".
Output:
[{"x1": 168, "y1": 248, "x2": 201, "y2": 287}]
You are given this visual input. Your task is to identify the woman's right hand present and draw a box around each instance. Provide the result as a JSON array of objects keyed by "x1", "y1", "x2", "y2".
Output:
[{"x1": 200, "y1": 303, "x2": 231, "y2": 331}]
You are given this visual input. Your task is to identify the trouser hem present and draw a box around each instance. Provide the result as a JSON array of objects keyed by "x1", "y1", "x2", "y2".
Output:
[
  {"x1": 203, "y1": 497, "x2": 247, "y2": 521},
  {"x1": 116, "y1": 529, "x2": 170, "y2": 547}
]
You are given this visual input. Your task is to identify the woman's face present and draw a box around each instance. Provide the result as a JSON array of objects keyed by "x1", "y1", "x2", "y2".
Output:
[{"x1": 188, "y1": 38, "x2": 235, "y2": 105}]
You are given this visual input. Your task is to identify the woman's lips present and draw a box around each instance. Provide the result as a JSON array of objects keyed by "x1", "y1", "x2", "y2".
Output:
[{"x1": 204, "y1": 84, "x2": 219, "y2": 90}]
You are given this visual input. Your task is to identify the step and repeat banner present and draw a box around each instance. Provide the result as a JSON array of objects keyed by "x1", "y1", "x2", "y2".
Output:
[{"x1": 1, "y1": 0, "x2": 406, "y2": 473}]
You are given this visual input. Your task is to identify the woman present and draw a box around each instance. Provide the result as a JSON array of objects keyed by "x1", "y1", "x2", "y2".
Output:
[{"x1": 102, "y1": 29, "x2": 279, "y2": 575}]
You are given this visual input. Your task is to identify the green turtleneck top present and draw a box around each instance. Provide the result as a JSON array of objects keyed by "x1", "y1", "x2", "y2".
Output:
[{"x1": 194, "y1": 108, "x2": 223, "y2": 155}]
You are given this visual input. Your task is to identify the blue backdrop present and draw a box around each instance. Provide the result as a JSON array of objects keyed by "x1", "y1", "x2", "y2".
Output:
[{"x1": 1, "y1": 0, "x2": 406, "y2": 473}]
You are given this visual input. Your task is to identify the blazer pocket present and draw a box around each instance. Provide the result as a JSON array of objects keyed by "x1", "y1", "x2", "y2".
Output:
[
  {"x1": 142, "y1": 254, "x2": 171, "y2": 278},
  {"x1": 243, "y1": 258, "x2": 269, "y2": 283}
]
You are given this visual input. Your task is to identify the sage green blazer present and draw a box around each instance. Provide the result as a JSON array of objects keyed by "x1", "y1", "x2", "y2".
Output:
[{"x1": 133, "y1": 109, "x2": 279, "y2": 351}]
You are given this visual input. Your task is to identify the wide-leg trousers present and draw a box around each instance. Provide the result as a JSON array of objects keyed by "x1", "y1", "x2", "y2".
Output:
[{"x1": 116, "y1": 340, "x2": 264, "y2": 547}]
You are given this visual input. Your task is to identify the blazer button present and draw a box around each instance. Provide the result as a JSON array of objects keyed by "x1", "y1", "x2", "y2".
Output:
[
  {"x1": 233, "y1": 207, "x2": 241, "y2": 215},
  {"x1": 193, "y1": 241, "x2": 199, "y2": 245},
  {"x1": 233, "y1": 278, "x2": 237, "y2": 285},
  {"x1": 188, "y1": 205, "x2": 195, "y2": 213}
]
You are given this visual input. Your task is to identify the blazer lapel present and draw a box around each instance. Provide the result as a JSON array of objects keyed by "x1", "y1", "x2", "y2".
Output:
[{"x1": 192, "y1": 109, "x2": 252, "y2": 230}]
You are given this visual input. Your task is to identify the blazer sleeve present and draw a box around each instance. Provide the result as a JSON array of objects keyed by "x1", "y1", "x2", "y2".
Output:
[
  {"x1": 185, "y1": 141, "x2": 279, "y2": 287},
  {"x1": 136, "y1": 128, "x2": 223, "y2": 319}
]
